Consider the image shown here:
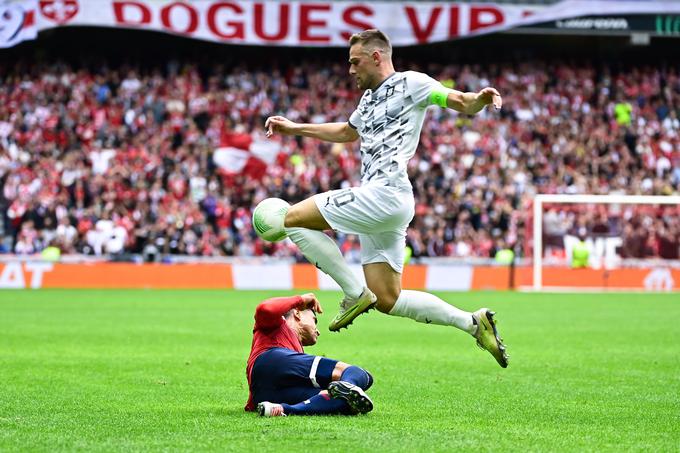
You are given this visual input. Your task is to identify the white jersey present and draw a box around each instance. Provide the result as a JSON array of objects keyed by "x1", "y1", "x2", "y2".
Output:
[{"x1": 349, "y1": 71, "x2": 443, "y2": 189}]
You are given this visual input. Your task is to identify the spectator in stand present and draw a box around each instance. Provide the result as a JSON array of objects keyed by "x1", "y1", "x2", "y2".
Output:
[{"x1": 0, "y1": 59, "x2": 678, "y2": 260}]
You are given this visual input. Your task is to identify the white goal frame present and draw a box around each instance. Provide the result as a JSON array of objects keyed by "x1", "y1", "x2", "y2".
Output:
[{"x1": 532, "y1": 194, "x2": 680, "y2": 291}]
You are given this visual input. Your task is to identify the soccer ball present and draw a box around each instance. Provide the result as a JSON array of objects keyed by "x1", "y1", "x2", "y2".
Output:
[{"x1": 252, "y1": 198, "x2": 290, "y2": 242}]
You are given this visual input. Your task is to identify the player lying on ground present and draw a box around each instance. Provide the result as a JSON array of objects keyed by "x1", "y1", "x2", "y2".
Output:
[
  {"x1": 245, "y1": 293, "x2": 374, "y2": 416},
  {"x1": 258, "y1": 29, "x2": 507, "y2": 367}
]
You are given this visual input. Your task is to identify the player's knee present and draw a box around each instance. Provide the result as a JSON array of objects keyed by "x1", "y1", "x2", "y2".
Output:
[
  {"x1": 346, "y1": 365, "x2": 374, "y2": 390},
  {"x1": 284, "y1": 203, "x2": 323, "y2": 229},
  {"x1": 284, "y1": 198, "x2": 330, "y2": 230}
]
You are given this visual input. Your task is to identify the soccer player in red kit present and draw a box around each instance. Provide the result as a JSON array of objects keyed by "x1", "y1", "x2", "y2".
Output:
[{"x1": 245, "y1": 293, "x2": 374, "y2": 416}]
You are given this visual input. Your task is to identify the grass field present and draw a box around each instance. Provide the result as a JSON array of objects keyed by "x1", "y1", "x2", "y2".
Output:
[{"x1": 1, "y1": 289, "x2": 679, "y2": 452}]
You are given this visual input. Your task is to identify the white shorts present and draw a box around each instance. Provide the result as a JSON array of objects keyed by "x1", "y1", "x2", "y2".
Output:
[{"x1": 314, "y1": 184, "x2": 415, "y2": 273}]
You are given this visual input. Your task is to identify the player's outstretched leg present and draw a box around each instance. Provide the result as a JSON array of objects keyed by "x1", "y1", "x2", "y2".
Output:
[
  {"x1": 366, "y1": 264, "x2": 509, "y2": 367},
  {"x1": 389, "y1": 289, "x2": 476, "y2": 331},
  {"x1": 287, "y1": 226, "x2": 377, "y2": 331},
  {"x1": 389, "y1": 290, "x2": 509, "y2": 367},
  {"x1": 472, "y1": 308, "x2": 509, "y2": 368}
]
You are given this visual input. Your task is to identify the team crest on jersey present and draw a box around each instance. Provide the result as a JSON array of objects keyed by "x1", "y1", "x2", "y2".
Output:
[
  {"x1": 358, "y1": 92, "x2": 371, "y2": 115},
  {"x1": 386, "y1": 86, "x2": 395, "y2": 97},
  {"x1": 40, "y1": 0, "x2": 79, "y2": 24}
]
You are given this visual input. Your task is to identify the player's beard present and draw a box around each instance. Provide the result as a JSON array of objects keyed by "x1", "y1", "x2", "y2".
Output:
[{"x1": 356, "y1": 74, "x2": 371, "y2": 90}]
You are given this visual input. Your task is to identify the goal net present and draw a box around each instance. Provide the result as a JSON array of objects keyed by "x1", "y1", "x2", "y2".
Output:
[{"x1": 532, "y1": 194, "x2": 680, "y2": 291}]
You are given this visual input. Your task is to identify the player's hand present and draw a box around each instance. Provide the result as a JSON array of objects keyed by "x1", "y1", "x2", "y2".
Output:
[
  {"x1": 477, "y1": 87, "x2": 502, "y2": 110},
  {"x1": 299, "y1": 293, "x2": 323, "y2": 314},
  {"x1": 265, "y1": 115, "x2": 298, "y2": 137}
]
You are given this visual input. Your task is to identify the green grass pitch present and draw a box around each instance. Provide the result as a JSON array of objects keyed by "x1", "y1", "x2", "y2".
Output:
[{"x1": 1, "y1": 289, "x2": 679, "y2": 452}]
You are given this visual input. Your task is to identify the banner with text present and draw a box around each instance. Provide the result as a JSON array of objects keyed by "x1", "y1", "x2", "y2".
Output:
[{"x1": 2, "y1": 0, "x2": 680, "y2": 48}]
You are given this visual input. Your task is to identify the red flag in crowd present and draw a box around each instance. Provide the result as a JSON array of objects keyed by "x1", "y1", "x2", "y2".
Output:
[{"x1": 213, "y1": 131, "x2": 281, "y2": 180}]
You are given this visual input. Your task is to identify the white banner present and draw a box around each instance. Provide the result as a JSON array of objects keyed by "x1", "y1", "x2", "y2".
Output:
[
  {"x1": 2, "y1": 0, "x2": 680, "y2": 48},
  {"x1": 0, "y1": 0, "x2": 37, "y2": 48}
]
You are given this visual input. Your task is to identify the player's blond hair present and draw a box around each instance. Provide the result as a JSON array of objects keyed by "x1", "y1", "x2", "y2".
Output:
[{"x1": 349, "y1": 29, "x2": 392, "y2": 58}]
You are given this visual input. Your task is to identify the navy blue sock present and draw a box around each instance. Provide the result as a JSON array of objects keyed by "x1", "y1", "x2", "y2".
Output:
[
  {"x1": 280, "y1": 393, "x2": 349, "y2": 415},
  {"x1": 340, "y1": 366, "x2": 373, "y2": 390}
]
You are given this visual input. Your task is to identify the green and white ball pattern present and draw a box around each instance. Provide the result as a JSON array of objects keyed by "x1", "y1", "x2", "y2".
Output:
[{"x1": 252, "y1": 198, "x2": 290, "y2": 242}]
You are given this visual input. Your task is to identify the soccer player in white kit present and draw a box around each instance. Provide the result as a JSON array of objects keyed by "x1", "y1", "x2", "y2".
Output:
[{"x1": 262, "y1": 29, "x2": 508, "y2": 367}]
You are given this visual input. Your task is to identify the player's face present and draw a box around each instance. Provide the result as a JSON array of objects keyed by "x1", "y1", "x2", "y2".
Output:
[
  {"x1": 299, "y1": 309, "x2": 320, "y2": 346},
  {"x1": 348, "y1": 44, "x2": 375, "y2": 90}
]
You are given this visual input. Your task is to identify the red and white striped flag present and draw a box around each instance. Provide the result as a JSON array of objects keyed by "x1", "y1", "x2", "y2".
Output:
[{"x1": 213, "y1": 131, "x2": 281, "y2": 179}]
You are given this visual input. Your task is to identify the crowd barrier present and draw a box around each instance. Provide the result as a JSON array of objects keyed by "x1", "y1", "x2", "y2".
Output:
[{"x1": 0, "y1": 261, "x2": 678, "y2": 291}]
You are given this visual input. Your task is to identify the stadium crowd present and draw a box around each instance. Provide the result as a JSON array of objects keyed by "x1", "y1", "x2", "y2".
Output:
[{"x1": 1, "y1": 58, "x2": 679, "y2": 260}]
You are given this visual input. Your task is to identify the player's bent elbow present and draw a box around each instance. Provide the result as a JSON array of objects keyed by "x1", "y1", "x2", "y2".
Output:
[
  {"x1": 341, "y1": 124, "x2": 359, "y2": 142},
  {"x1": 254, "y1": 303, "x2": 278, "y2": 326}
]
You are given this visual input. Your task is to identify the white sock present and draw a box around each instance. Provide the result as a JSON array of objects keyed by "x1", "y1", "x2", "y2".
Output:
[
  {"x1": 389, "y1": 290, "x2": 475, "y2": 334},
  {"x1": 286, "y1": 227, "x2": 363, "y2": 299}
]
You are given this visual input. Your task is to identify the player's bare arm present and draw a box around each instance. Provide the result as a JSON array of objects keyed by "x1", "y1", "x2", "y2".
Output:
[
  {"x1": 265, "y1": 116, "x2": 359, "y2": 143},
  {"x1": 445, "y1": 87, "x2": 502, "y2": 115}
]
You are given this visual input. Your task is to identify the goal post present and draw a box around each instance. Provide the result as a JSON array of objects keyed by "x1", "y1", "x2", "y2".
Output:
[{"x1": 532, "y1": 194, "x2": 680, "y2": 291}]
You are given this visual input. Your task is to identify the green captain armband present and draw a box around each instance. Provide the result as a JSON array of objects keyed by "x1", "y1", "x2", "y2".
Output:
[{"x1": 429, "y1": 87, "x2": 451, "y2": 108}]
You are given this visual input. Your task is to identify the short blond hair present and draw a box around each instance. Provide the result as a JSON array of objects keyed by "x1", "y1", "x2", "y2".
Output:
[{"x1": 349, "y1": 29, "x2": 392, "y2": 58}]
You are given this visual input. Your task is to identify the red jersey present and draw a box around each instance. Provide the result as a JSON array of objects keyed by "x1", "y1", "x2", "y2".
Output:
[{"x1": 244, "y1": 296, "x2": 304, "y2": 411}]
